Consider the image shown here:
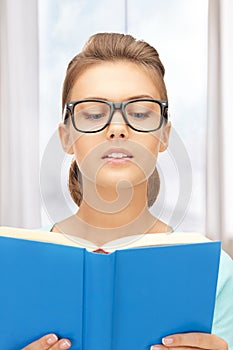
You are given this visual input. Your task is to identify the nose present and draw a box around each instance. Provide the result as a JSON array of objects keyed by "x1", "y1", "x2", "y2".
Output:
[{"x1": 106, "y1": 110, "x2": 129, "y2": 139}]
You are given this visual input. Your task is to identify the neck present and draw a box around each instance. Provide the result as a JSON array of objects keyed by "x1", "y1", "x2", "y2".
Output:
[
  {"x1": 78, "y1": 177, "x2": 151, "y2": 226},
  {"x1": 56, "y1": 177, "x2": 172, "y2": 246}
]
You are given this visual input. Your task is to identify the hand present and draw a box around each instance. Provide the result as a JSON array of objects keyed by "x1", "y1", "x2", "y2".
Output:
[
  {"x1": 22, "y1": 333, "x2": 71, "y2": 350},
  {"x1": 150, "y1": 332, "x2": 228, "y2": 350}
]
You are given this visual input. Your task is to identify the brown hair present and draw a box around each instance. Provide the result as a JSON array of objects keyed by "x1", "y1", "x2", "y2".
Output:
[{"x1": 62, "y1": 32, "x2": 168, "y2": 207}]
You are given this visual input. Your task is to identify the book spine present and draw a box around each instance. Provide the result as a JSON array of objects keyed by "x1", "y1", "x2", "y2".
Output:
[{"x1": 82, "y1": 250, "x2": 116, "y2": 350}]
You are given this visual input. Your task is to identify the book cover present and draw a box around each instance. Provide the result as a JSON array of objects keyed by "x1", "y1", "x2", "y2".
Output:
[{"x1": 0, "y1": 227, "x2": 221, "y2": 350}]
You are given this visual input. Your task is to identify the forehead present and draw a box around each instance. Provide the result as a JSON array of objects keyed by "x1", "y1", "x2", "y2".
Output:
[{"x1": 69, "y1": 61, "x2": 161, "y2": 101}]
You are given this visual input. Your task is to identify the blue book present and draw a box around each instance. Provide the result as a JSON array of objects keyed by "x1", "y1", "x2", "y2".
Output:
[{"x1": 0, "y1": 227, "x2": 221, "y2": 350}]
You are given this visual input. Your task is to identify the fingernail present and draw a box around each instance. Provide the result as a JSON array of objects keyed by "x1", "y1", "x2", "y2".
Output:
[
  {"x1": 59, "y1": 339, "x2": 71, "y2": 349},
  {"x1": 162, "y1": 337, "x2": 173, "y2": 345},
  {"x1": 47, "y1": 334, "x2": 58, "y2": 345},
  {"x1": 150, "y1": 346, "x2": 162, "y2": 350}
]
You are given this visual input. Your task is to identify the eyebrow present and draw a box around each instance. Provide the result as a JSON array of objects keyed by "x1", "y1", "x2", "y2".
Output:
[{"x1": 78, "y1": 94, "x2": 156, "y2": 101}]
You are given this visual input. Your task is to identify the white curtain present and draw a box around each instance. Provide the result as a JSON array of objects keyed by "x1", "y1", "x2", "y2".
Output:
[
  {"x1": 207, "y1": 0, "x2": 233, "y2": 256},
  {"x1": 0, "y1": 0, "x2": 41, "y2": 228}
]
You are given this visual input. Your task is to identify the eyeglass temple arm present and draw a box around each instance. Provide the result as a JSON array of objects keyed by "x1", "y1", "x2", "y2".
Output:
[{"x1": 62, "y1": 105, "x2": 71, "y2": 124}]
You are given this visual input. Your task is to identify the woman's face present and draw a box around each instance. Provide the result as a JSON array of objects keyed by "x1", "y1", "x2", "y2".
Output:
[{"x1": 59, "y1": 61, "x2": 171, "y2": 190}]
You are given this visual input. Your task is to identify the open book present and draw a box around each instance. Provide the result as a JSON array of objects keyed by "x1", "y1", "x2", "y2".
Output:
[
  {"x1": 0, "y1": 226, "x2": 213, "y2": 252},
  {"x1": 0, "y1": 226, "x2": 221, "y2": 350}
]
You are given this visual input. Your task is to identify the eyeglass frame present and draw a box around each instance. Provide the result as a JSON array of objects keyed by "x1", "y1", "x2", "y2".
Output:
[{"x1": 63, "y1": 98, "x2": 169, "y2": 133}]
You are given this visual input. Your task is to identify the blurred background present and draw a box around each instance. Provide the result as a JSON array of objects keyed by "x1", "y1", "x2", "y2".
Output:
[{"x1": 0, "y1": 0, "x2": 233, "y2": 257}]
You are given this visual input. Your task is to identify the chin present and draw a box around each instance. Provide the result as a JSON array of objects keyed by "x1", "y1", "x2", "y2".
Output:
[{"x1": 95, "y1": 171, "x2": 147, "y2": 189}]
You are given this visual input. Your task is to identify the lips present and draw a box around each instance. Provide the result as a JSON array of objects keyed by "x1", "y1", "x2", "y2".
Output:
[{"x1": 101, "y1": 148, "x2": 133, "y2": 159}]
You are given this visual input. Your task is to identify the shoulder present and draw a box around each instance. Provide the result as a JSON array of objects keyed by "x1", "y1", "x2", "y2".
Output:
[
  {"x1": 147, "y1": 218, "x2": 173, "y2": 233},
  {"x1": 49, "y1": 215, "x2": 82, "y2": 234},
  {"x1": 50, "y1": 224, "x2": 62, "y2": 233},
  {"x1": 217, "y1": 250, "x2": 233, "y2": 292},
  {"x1": 212, "y1": 249, "x2": 233, "y2": 349}
]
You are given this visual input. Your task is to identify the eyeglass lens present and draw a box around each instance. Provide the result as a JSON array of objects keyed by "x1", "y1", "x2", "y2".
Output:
[{"x1": 73, "y1": 101, "x2": 162, "y2": 132}]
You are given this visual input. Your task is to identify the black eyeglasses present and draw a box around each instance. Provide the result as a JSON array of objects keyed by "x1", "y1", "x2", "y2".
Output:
[{"x1": 63, "y1": 98, "x2": 168, "y2": 133}]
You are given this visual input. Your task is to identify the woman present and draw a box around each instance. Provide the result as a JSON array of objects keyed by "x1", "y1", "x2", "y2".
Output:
[{"x1": 23, "y1": 33, "x2": 233, "y2": 350}]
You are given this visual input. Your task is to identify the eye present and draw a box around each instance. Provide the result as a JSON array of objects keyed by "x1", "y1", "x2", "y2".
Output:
[
  {"x1": 84, "y1": 113, "x2": 106, "y2": 120},
  {"x1": 126, "y1": 103, "x2": 152, "y2": 120},
  {"x1": 131, "y1": 112, "x2": 150, "y2": 119}
]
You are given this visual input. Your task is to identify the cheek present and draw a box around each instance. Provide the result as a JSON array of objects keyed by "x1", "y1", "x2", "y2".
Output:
[
  {"x1": 71, "y1": 134, "x2": 109, "y2": 182},
  {"x1": 129, "y1": 132, "x2": 162, "y2": 178},
  {"x1": 71, "y1": 132, "x2": 101, "y2": 163},
  {"x1": 132, "y1": 131, "x2": 162, "y2": 158}
]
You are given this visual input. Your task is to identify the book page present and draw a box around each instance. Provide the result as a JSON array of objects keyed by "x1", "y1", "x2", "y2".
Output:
[
  {"x1": 0, "y1": 226, "x2": 212, "y2": 252},
  {"x1": 101, "y1": 231, "x2": 212, "y2": 251}
]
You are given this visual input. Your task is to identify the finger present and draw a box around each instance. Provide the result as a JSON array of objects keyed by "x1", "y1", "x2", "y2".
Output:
[
  {"x1": 49, "y1": 339, "x2": 71, "y2": 350},
  {"x1": 161, "y1": 333, "x2": 228, "y2": 350},
  {"x1": 151, "y1": 345, "x2": 209, "y2": 350},
  {"x1": 22, "y1": 333, "x2": 58, "y2": 349},
  {"x1": 150, "y1": 344, "x2": 167, "y2": 350},
  {"x1": 22, "y1": 333, "x2": 71, "y2": 350}
]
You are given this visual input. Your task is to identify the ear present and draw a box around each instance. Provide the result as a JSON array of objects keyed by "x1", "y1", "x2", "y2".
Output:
[
  {"x1": 159, "y1": 121, "x2": 171, "y2": 152},
  {"x1": 58, "y1": 122, "x2": 74, "y2": 154}
]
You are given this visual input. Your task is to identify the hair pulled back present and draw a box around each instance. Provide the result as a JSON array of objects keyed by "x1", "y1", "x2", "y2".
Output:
[{"x1": 62, "y1": 32, "x2": 168, "y2": 207}]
